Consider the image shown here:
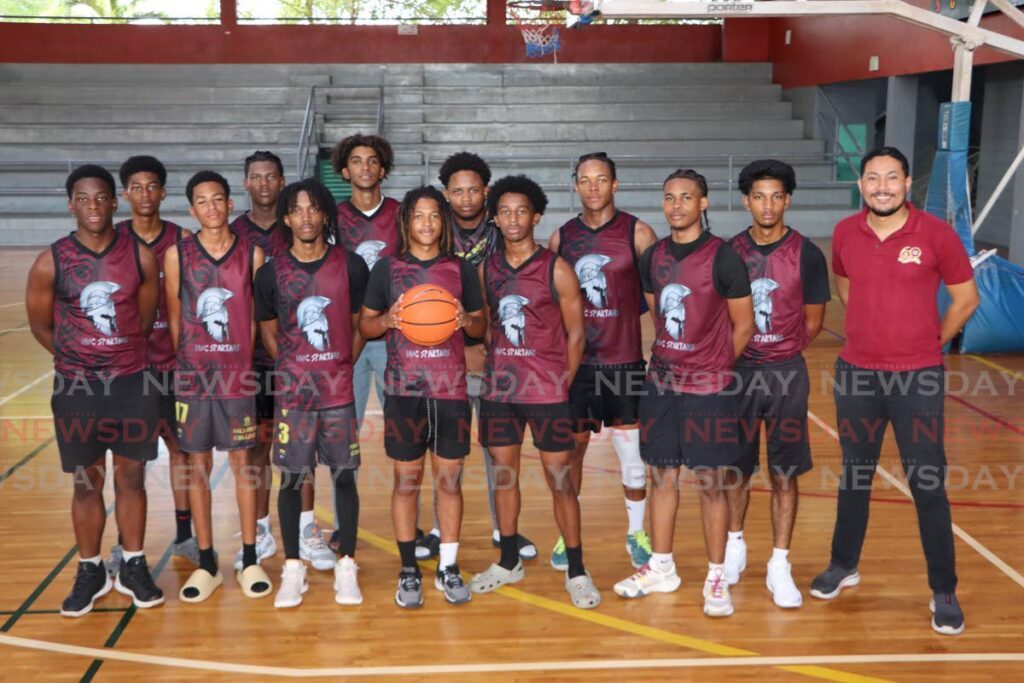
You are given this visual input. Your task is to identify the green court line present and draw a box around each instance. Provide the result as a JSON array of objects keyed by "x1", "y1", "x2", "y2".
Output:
[
  {"x1": 0, "y1": 608, "x2": 129, "y2": 616},
  {"x1": 0, "y1": 437, "x2": 55, "y2": 486}
]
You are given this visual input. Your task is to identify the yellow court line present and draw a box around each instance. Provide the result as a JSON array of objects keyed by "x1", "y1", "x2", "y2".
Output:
[
  {"x1": 313, "y1": 502, "x2": 890, "y2": 683},
  {"x1": 965, "y1": 354, "x2": 1024, "y2": 383}
]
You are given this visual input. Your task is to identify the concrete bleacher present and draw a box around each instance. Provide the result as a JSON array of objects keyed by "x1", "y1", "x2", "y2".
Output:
[{"x1": 0, "y1": 63, "x2": 855, "y2": 245}]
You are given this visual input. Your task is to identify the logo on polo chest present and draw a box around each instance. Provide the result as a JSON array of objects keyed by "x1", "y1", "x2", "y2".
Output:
[{"x1": 898, "y1": 246, "x2": 922, "y2": 265}]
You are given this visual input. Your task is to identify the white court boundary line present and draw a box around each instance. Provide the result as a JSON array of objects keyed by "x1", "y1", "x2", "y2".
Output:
[
  {"x1": 807, "y1": 409, "x2": 1024, "y2": 590},
  {"x1": 0, "y1": 301, "x2": 24, "y2": 309},
  {"x1": 0, "y1": 371, "x2": 54, "y2": 407},
  {"x1": 0, "y1": 633, "x2": 1022, "y2": 677}
]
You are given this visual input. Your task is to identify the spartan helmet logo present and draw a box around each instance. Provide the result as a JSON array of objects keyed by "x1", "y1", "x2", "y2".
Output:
[
  {"x1": 196, "y1": 287, "x2": 234, "y2": 342},
  {"x1": 659, "y1": 283, "x2": 692, "y2": 341},
  {"x1": 79, "y1": 281, "x2": 120, "y2": 336},
  {"x1": 574, "y1": 254, "x2": 612, "y2": 308},
  {"x1": 498, "y1": 294, "x2": 529, "y2": 347},
  {"x1": 751, "y1": 277, "x2": 781, "y2": 334},
  {"x1": 355, "y1": 240, "x2": 387, "y2": 270},
  {"x1": 297, "y1": 295, "x2": 332, "y2": 352}
]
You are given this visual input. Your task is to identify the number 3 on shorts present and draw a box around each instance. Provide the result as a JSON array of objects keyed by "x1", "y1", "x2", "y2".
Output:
[
  {"x1": 175, "y1": 401, "x2": 188, "y2": 425},
  {"x1": 277, "y1": 421, "x2": 290, "y2": 445}
]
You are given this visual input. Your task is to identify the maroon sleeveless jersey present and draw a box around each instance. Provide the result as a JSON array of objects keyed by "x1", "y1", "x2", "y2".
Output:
[
  {"x1": 384, "y1": 254, "x2": 467, "y2": 400},
  {"x1": 271, "y1": 246, "x2": 355, "y2": 410},
  {"x1": 230, "y1": 213, "x2": 287, "y2": 367},
  {"x1": 336, "y1": 198, "x2": 400, "y2": 272},
  {"x1": 51, "y1": 230, "x2": 146, "y2": 379},
  {"x1": 175, "y1": 233, "x2": 255, "y2": 399},
  {"x1": 646, "y1": 236, "x2": 734, "y2": 395},
  {"x1": 729, "y1": 229, "x2": 809, "y2": 365},
  {"x1": 483, "y1": 247, "x2": 568, "y2": 404},
  {"x1": 117, "y1": 219, "x2": 182, "y2": 371},
  {"x1": 557, "y1": 211, "x2": 643, "y2": 365}
]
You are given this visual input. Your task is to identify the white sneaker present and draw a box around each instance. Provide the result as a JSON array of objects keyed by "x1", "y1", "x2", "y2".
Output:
[
  {"x1": 334, "y1": 556, "x2": 363, "y2": 605},
  {"x1": 300, "y1": 523, "x2": 336, "y2": 571},
  {"x1": 613, "y1": 562, "x2": 682, "y2": 599},
  {"x1": 724, "y1": 537, "x2": 746, "y2": 586},
  {"x1": 703, "y1": 568, "x2": 734, "y2": 617},
  {"x1": 233, "y1": 521, "x2": 278, "y2": 570},
  {"x1": 766, "y1": 558, "x2": 802, "y2": 608},
  {"x1": 274, "y1": 560, "x2": 308, "y2": 609}
]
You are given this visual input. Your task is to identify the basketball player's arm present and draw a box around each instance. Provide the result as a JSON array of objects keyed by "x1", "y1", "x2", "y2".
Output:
[
  {"x1": 458, "y1": 260, "x2": 485, "y2": 339},
  {"x1": 164, "y1": 244, "x2": 181, "y2": 354},
  {"x1": 554, "y1": 257, "x2": 585, "y2": 386},
  {"x1": 546, "y1": 228, "x2": 561, "y2": 254},
  {"x1": 350, "y1": 254, "x2": 369, "y2": 361},
  {"x1": 251, "y1": 246, "x2": 266, "y2": 350},
  {"x1": 136, "y1": 244, "x2": 159, "y2": 337},
  {"x1": 253, "y1": 262, "x2": 278, "y2": 359},
  {"x1": 801, "y1": 240, "x2": 829, "y2": 341},
  {"x1": 25, "y1": 248, "x2": 56, "y2": 354},
  {"x1": 477, "y1": 263, "x2": 491, "y2": 350},
  {"x1": 634, "y1": 220, "x2": 659, "y2": 259},
  {"x1": 834, "y1": 275, "x2": 849, "y2": 307},
  {"x1": 717, "y1": 245, "x2": 755, "y2": 359},
  {"x1": 727, "y1": 296, "x2": 756, "y2": 359},
  {"x1": 804, "y1": 304, "x2": 826, "y2": 341},
  {"x1": 358, "y1": 260, "x2": 400, "y2": 340}
]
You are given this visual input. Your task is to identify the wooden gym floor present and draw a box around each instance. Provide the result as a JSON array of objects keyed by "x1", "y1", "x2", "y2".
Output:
[{"x1": 0, "y1": 242, "x2": 1022, "y2": 682}]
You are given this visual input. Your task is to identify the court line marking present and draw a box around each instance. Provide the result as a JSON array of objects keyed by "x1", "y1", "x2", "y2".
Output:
[
  {"x1": 0, "y1": 370, "x2": 53, "y2": 407},
  {"x1": 0, "y1": 437, "x2": 55, "y2": 485},
  {"x1": 0, "y1": 301, "x2": 25, "y2": 309},
  {"x1": 965, "y1": 354, "x2": 1024, "y2": 383},
  {"x1": 807, "y1": 409, "x2": 1024, "y2": 591},
  {"x1": 313, "y1": 503, "x2": 886, "y2": 683},
  {"x1": 0, "y1": 326, "x2": 29, "y2": 335},
  {"x1": 1, "y1": 633, "x2": 1021, "y2": 678}
]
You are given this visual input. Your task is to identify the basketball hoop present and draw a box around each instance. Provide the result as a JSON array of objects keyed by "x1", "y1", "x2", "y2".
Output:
[{"x1": 507, "y1": 1, "x2": 602, "y2": 60}]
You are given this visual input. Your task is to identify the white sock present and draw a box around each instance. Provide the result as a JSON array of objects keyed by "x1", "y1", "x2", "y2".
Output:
[
  {"x1": 122, "y1": 549, "x2": 144, "y2": 562},
  {"x1": 298, "y1": 511, "x2": 314, "y2": 530},
  {"x1": 707, "y1": 562, "x2": 725, "y2": 578},
  {"x1": 429, "y1": 527, "x2": 441, "y2": 538},
  {"x1": 650, "y1": 552, "x2": 674, "y2": 573},
  {"x1": 439, "y1": 542, "x2": 459, "y2": 570},
  {"x1": 727, "y1": 531, "x2": 744, "y2": 544},
  {"x1": 771, "y1": 547, "x2": 789, "y2": 563},
  {"x1": 81, "y1": 555, "x2": 101, "y2": 566},
  {"x1": 624, "y1": 498, "x2": 646, "y2": 534},
  {"x1": 492, "y1": 529, "x2": 500, "y2": 542}
]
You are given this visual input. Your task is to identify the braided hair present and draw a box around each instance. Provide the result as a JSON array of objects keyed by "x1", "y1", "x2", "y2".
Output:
[
  {"x1": 276, "y1": 178, "x2": 339, "y2": 246},
  {"x1": 663, "y1": 168, "x2": 711, "y2": 232}
]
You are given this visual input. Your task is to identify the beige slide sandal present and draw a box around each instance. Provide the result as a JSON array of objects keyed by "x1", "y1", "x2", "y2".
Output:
[
  {"x1": 180, "y1": 568, "x2": 223, "y2": 603},
  {"x1": 237, "y1": 564, "x2": 273, "y2": 598}
]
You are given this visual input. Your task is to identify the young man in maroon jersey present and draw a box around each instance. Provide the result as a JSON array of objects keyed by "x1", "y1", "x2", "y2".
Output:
[
  {"x1": 361, "y1": 186, "x2": 485, "y2": 609},
  {"x1": 108, "y1": 155, "x2": 199, "y2": 573},
  {"x1": 469, "y1": 175, "x2": 600, "y2": 610},
  {"x1": 811, "y1": 147, "x2": 978, "y2": 635},
  {"x1": 548, "y1": 152, "x2": 658, "y2": 571},
  {"x1": 723, "y1": 159, "x2": 830, "y2": 608},
  {"x1": 613, "y1": 169, "x2": 755, "y2": 619},
  {"x1": 165, "y1": 171, "x2": 272, "y2": 603},
  {"x1": 440, "y1": 151, "x2": 537, "y2": 561},
  {"x1": 254, "y1": 178, "x2": 369, "y2": 609},
  {"x1": 26, "y1": 165, "x2": 164, "y2": 617}
]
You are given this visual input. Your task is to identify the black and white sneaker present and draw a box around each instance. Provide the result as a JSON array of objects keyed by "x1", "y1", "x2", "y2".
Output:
[
  {"x1": 61, "y1": 561, "x2": 112, "y2": 618},
  {"x1": 395, "y1": 567, "x2": 424, "y2": 609},
  {"x1": 930, "y1": 592, "x2": 965, "y2": 635},
  {"x1": 435, "y1": 564, "x2": 471, "y2": 605},
  {"x1": 114, "y1": 556, "x2": 165, "y2": 608}
]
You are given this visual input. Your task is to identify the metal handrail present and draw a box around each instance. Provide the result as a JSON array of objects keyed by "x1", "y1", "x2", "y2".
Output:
[
  {"x1": 375, "y1": 85, "x2": 385, "y2": 136},
  {"x1": 815, "y1": 86, "x2": 865, "y2": 182},
  {"x1": 296, "y1": 85, "x2": 317, "y2": 179}
]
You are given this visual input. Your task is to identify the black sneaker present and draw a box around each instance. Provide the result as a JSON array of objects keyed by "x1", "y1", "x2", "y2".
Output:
[
  {"x1": 930, "y1": 593, "x2": 965, "y2": 635},
  {"x1": 415, "y1": 529, "x2": 440, "y2": 560},
  {"x1": 115, "y1": 556, "x2": 165, "y2": 608},
  {"x1": 61, "y1": 561, "x2": 112, "y2": 618},
  {"x1": 395, "y1": 567, "x2": 424, "y2": 609},
  {"x1": 809, "y1": 564, "x2": 861, "y2": 600}
]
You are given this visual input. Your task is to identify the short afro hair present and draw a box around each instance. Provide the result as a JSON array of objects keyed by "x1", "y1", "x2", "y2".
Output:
[
  {"x1": 65, "y1": 164, "x2": 116, "y2": 198},
  {"x1": 244, "y1": 150, "x2": 284, "y2": 177},
  {"x1": 119, "y1": 155, "x2": 167, "y2": 189},
  {"x1": 487, "y1": 175, "x2": 548, "y2": 217},
  {"x1": 186, "y1": 170, "x2": 230, "y2": 204},
  {"x1": 737, "y1": 159, "x2": 797, "y2": 195},
  {"x1": 438, "y1": 151, "x2": 491, "y2": 188},
  {"x1": 330, "y1": 133, "x2": 394, "y2": 179},
  {"x1": 860, "y1": 145, "x2": 910, "y2": 177}
]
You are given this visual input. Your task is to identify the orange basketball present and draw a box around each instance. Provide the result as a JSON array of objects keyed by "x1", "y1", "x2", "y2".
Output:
[{"x1": 398, "y1": 284, "x2": 459, "y2": 346}]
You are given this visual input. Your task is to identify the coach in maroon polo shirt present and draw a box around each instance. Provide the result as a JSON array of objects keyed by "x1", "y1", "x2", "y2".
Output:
[{"x1": 810, "y1": 146, "x2": 979, "y2": 636}]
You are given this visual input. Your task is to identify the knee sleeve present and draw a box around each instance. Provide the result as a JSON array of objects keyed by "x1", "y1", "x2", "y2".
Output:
[{"x1": 611, "y1": 428, "x2": 645, "y2": 490}]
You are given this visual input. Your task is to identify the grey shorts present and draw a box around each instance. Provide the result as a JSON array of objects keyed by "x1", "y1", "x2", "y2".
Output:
[
  {"x1": 273, "y1": 403, "x2": 361, "y2": 474},
  {"x1": 175, "y1": 396, "x2": 258, "y2": 453}
]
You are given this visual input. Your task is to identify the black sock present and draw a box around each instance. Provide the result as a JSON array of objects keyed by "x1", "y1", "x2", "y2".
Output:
[
  {"x1": 277, "y1": 472, "x2": 303, "y2": 560},
  {"x1": 397, "y1": 540, "x2": 419, "y2": 574},
  {"x1": 499, "y1": 534, "x2": 519, "y2": 570},
  {"x1": 117, "y1": 533, "x2": 124, "y2": 547},
  {"x1": 242, "y1": 543, "x2": 257, "y2": 568},
  {"x1": 199, "y1": 547, "x2": 217, "y2": 575},
  {"x1": 332, "y1": 467, "x2": 359, "y2": 558},
  {"x1": 566, "y1": 545, "x2": 584, "y2": 579},
  {"x1": 175, "y1": 509, "x2": 193, "y2": 544}
]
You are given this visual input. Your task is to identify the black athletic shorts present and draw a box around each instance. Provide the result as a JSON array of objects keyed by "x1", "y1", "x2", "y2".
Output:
[
  {"x1": 273, "y1": 403, "x2": 361, "y2": 473},
  {"x1": 143, "y1": 368, "x2": 179, "y2": 445},
  {"x1": 735, "y1": 355, "x2": 813, "y2": 478},
  {"x1": 639, "y1": 379, "x2": 742, "y2": 470},
  {"x1": 569, "y1": 360, "x2": 646, "y2": 433},
  {"x1": 384, "y1": 394, "x2": 472, "y2": 461},
  {"x1": 478, "y1": 399, "x2": 575, "y2": 452},
  {"x1": 175, "y1": 396, "x2": 258, "y2": 453},
  {"x1": 51, "y1": 370, "x2": 160, "y2": 473},
  {"x1": 254, "y1": 365, "x2": 275, "y2": 423}
]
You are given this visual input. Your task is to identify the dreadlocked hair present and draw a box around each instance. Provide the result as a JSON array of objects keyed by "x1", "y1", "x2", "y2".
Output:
[
  {"x1": 276, "y1": 178, "x2": 340, "y2": 246},
  {"x1": 398, "y1": 185, "x2": 455, "y2": 257},
  {"x1": 664, "y1": 168, "x2": 712, "y2": 232}
]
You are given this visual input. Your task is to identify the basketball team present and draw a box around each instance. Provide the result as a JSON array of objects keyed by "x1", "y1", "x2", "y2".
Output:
[{"x1": 25, "y1": 134, "x2": 978, "y2": 635}]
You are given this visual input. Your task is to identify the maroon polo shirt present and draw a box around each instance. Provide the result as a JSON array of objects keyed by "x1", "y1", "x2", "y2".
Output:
[{"x1": 832, "y1": 204, "x2": 973, "y2": 371}]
